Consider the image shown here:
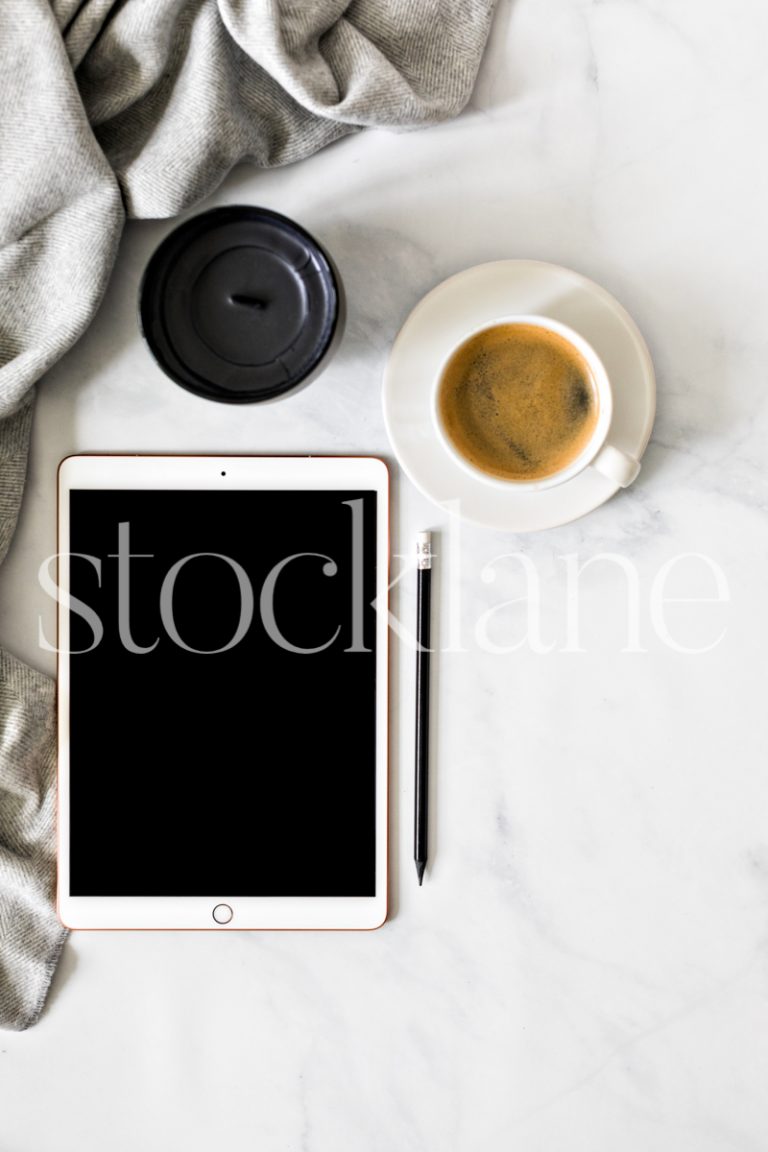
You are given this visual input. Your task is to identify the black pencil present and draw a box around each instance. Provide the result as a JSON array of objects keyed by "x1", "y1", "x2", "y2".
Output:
[{"x1": 414, "y1": 530, "x2": 432, "y2": 885}]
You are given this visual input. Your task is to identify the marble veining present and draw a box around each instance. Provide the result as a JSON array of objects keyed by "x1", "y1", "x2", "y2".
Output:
[{"x1": 1, "y1": 0, "x2": 768, "y2": 1148}]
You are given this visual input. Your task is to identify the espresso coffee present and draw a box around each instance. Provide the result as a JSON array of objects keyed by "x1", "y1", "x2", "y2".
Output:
[{"x1": 437, "y1": 322, "x2": 599, "y2": 482}]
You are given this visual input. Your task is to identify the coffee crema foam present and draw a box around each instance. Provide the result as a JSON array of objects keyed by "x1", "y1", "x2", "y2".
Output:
[{"x1": 438, "y1": 323, "x2": 599, "y2": 482}]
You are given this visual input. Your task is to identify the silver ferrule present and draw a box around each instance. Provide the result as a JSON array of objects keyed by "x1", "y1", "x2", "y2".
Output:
[{"x1": 416, "y1": 531, "x2": 432, "y2": 570}]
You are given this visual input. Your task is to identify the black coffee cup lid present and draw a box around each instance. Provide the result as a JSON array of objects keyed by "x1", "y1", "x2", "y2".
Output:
[{"x1": 139, "y1": 206, "x2": 342, "y2": 403}]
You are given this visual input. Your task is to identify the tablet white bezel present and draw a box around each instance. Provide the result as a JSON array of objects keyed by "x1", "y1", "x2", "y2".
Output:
[{"x1": 57, "y1": 455, "x2": 389, "y2": 931}]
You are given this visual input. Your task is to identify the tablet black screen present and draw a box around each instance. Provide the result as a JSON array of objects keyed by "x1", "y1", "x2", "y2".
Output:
[{"x1": 67, "y1": 489, "x2": 378, "y2": 897}]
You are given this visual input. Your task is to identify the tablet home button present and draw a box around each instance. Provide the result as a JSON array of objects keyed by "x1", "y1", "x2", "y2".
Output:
[{"x1": 212, "y1": 903, "x2": 233, "y2": 924}]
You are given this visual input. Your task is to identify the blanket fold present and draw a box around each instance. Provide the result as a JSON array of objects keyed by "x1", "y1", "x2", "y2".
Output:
[{"x1": 0, "y1": 0, "x2": 496, "y2": 1029}]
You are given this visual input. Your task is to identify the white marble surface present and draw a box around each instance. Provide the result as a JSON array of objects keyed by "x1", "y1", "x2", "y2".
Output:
[{"x1": 2, "y1": 0, "x2": 768, "y2": 1147}]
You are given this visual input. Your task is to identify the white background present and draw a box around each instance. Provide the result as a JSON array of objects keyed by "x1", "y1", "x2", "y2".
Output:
[{"x1": 2, "y1": 0, "x2": 768, "y2": 1148}]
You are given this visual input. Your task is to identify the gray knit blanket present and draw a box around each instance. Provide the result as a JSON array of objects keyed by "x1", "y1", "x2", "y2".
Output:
[{"x1": 0, "y1": 0, "x2": 495, "y2": 1029}]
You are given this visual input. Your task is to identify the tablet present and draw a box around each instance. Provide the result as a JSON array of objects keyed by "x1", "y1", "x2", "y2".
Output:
[{"x1": 56, "y1": 455, "x2": 388, "y2": 930}]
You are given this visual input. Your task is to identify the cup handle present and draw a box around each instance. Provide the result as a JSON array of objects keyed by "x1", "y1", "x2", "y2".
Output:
[{"x1": 591, "y1": 444, "x2": 641, "y2": 488}]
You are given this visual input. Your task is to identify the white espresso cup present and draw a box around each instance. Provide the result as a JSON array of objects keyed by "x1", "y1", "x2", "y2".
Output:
[{"x1": 432, "y1": 315, "x2": 640, "y2": 490}]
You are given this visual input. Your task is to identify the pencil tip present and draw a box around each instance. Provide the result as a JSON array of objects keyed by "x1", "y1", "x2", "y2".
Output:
[{"x1": 415, "y1": 860, "x2": 426, "y2": 885}]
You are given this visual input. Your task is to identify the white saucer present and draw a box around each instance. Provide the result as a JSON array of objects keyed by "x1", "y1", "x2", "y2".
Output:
[{"x1": 382, "y1": 261, "x2": 656, "y2": 531}]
